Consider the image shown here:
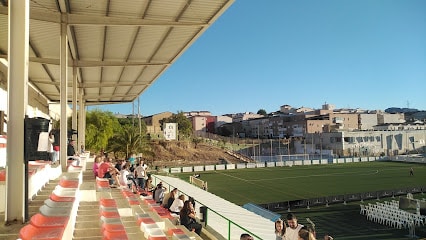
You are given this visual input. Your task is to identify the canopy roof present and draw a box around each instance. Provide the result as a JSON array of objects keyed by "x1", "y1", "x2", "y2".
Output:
[{"x1": 0, "y1": 0, "x2": 234, "y2": 105}]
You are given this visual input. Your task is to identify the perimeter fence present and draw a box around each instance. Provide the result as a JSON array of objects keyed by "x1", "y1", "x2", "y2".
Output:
[{"x1": 259, "y1": 186, "x2": 426, "y2": 212}]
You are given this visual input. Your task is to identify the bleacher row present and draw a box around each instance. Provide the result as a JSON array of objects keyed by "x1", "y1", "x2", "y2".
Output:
[
  {"x1": 95, "y1": 177, "x2": 204, "y2": 240},
  {"x1": 19, "y1": 172, "x2": 82, "y2": 240},
  {"x1": 17, "y1": 163, "x2": 205, "y2": 240},
  {"x1": 0, "y1": 160, "x2": 63, "y2": 213}
]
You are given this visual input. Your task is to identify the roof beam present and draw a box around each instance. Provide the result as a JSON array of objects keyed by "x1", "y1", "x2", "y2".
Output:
[
  {"x1": 75, "y1": 60, "x2": 169, "y2": 68},
  {"x1": 80, "y1": 82, "x2": 148, "y2": 88},
  {"x1": 0, "y1": 6, "x2": 207, "y2": 27},
  {"x1": 0, "y1": 55, "x2": 168, "y2": 67},
  {"x1": 30, "y1": 79, "x2": 148, "y2": 88},
  {"x1": 84, "y1": 93, "x2": 139, "y2": 98},
  {"x1": 84, "y1": 100, "x2": 134, "y2": 105},
  {"x1": 46, "y1": 93, "x2": 139, "y2": 99}
]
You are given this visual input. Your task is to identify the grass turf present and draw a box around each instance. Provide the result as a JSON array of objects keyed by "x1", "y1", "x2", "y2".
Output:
[
  {"x1": 175, "y1": 161, "x2": 426, "y2": 239},
  {"x1": 177, "y1": 161, "x2": 425, "y2": 206}
]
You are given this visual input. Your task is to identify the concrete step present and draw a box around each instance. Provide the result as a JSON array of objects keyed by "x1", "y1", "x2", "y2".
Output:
[
  {"x1": 74, "y1": 199, "x2": 102, "y2": 239},
  {"x1": 74, "y1": 220, "x2": 100, "y2": 229},
  {"x1": 79, "y1": 201, "x2": 98, "y2": 207},
  {"x1": 77, "y1": 208, "x2": 98, "y2": 216},
  {"x1": 73, "y1": 228, "x2": 102, "y2": 239}
]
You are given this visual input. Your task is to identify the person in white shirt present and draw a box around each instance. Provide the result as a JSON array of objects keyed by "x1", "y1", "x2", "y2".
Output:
[
  {"x1": 169, "y1": 194, "x2": 185, "y2": 214},
  {"x1": 134, "y1": 161, "x2": 147, "y2": 189},
  {"x1": 284, "y1": 213, "x2": 304, "y2": 240},
  {"x1": 119, "y1": 164, "x2": 131, "y2": 188}
]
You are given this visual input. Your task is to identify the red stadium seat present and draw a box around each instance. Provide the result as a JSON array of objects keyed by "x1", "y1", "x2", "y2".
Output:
[
  {"x1": 49, "y1": 192, "x2": 75, "y2": 202},
  {"x1": 0, "y1": 169, "x2": 5, "y2": 181},
  {"x1": 100, "y1": 198, "x2": 117, "y2": 207},
  {"x1": 59, "y1": 179, "x2": 79, "y2": 188},
  {"x1": 30, "y1": 213, "x2": 69, "y2": 228},
  {"x1": 102, "y1": 230, "x2": 128, "y2": 240},
  {"x1": 19, "y1": 224, "x2": 64, "y2": 240}
]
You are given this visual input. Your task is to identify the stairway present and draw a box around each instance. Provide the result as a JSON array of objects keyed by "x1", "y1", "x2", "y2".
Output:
[{"x1": 0, "y1": 176, "x2": 59, "y2": 240}]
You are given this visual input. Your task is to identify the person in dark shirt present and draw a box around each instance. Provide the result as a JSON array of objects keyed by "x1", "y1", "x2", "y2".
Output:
[
  {"x1": 179, "y1": 200, "x2": 202, "y2": 235},
  {"x1": 67, "y1": 139, "x2": 81, "y2": 166}
]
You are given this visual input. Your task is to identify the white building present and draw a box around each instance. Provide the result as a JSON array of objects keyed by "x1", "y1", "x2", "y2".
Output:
[
  {"x1": 215, "y1": 115, "x2": 232, "y2": 128},
  {"x1": 232, "y1": 112, "x2": 263, "y2": 122}
]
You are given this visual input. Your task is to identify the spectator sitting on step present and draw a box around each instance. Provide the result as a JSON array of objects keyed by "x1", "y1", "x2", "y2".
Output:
[
  {"x1": 153, "y1": 183, "x2": 165, "y2": 203},
  {"x1": 169, "y1": 194, "x2": 185, "y2": 214},
  {"x1": 144, "y1": 175, "x2": 155, "y2": 192},
  {"x1": 114, "y1": 159, "x2": 123, "y2": 171},
  {"x1": 180, "y1": 200, "x2": 202, "y2": 235},
  {"x1": 98, "y1": 157, "x2": 120, "y2": 187},
  {"x1": 92, "y1": 155, "x2": 102, "y2": 178},
  {"x1": 163, "y1": 188, "x2": 178, "y2": 208}
]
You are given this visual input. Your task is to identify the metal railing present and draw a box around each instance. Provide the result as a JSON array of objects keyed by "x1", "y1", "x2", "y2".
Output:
[{"x1": 151, "y1": 175, "x2": 263, "y2": 240}]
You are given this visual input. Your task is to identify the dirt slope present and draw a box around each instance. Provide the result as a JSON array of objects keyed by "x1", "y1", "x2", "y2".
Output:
[{"x1": 145, "y1": 140, "x2": 243, "y2": 168}]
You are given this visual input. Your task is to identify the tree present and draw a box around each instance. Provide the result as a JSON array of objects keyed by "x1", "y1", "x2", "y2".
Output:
[
  {"x1": 85, "y1": 109, "x2": 120, "y2": 151},
  {"x1": 107, "y1": 125, "x2": 151, "y2": 159},
  {"x1": 192, "y1": 137, "x2": 203, "y2": 149},
  {"x1": 117, "y1": 116, "x2": 147, "y2": 135},
  {"x1": 257, "y1": 109, "x2": 267, "y2": 116},
  {"x1": 160, "y1": 112, "x2": 192, "y2": 139}
]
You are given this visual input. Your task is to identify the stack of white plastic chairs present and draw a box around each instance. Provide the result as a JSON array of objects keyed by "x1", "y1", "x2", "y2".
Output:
[{"x1": 360, "y1": 200, "x2": 425, "y2": 229}]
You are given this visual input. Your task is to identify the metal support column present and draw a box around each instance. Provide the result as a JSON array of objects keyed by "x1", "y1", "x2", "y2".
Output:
[
  {"x1": 78, "y1": 88, "x2": 84, "y2": 152},
  {"x1": 72, "y1": 66, "x2": 77, "y2": 143},
  {"x1": 6, "y1": 0, "x2": 29, "y2": 223},
  {"x1": 60, "y1": 18, "x2": 69, "y2": 171}
]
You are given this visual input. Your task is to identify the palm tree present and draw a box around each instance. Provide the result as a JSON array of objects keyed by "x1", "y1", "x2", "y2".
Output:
[{"x1": 108, "y1": 125, "x2": 151, "y2": 159}]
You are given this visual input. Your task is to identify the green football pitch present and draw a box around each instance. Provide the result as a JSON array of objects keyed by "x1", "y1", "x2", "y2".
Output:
[
  {"x1": 175, "y1": 161, "x2": 426, "y2": 239},
  {"x1": 176, "y1": 161, "x2": 425, "y2": 206}
]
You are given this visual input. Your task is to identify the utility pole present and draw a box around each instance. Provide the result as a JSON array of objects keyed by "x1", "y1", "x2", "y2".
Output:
[
  {"x1": 278, "y1": 137, "x2": 281, "y2": 155},
  {"x1": 258, "y1": 123, "x2": 260, "y2": 158}
]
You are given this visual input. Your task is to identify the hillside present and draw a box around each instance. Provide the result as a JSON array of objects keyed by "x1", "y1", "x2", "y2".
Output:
[{"x1": 145, "y1": 140, "x2": 244, "y2": 168}]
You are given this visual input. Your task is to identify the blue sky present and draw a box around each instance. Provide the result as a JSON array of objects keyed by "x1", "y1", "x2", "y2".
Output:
[{"x1": 94, "y1": 0, "x2": 426, "y2": 116}]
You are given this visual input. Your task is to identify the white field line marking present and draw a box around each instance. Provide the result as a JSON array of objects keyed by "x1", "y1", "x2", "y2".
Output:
[
  {"x1": 215, "y1": 171, "x2": 308, "y2": 199},
  {"x1": 249, "y1": 169, "x2": 379, "y2": 182},
  {"x1": 217, "y1": 169, "x2": 378, "y2": 183}
]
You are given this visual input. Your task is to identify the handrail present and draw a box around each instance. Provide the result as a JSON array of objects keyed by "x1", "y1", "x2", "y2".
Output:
[{"x1": 151, "y1": 175, "x2": 262, "y2": 240}]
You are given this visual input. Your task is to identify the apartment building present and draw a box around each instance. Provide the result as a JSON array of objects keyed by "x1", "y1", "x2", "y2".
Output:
[
  {"x1": 232, "y1": 112, "x2": 263, "y2": 122},
  {"x1": 183, "y1": 111, "x2": 211, "y2": 117},
  {"x1": 304, "y1": 129, "x2": 426, "y2": 157},
  {"x1": 191, "y1": 115, "x2": 216, "y2": 133},
  {"x1": 215, "y1": 115, "x2": 232, "y2": 129},
  {"x1": 143, "y1": 111, "x2": 173, "y2": 137},
  {"x1": 378, "y1": 112, "x2": 405, "y2": 125}
]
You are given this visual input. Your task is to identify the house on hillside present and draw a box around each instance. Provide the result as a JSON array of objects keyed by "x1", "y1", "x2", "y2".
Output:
[{"x1": 142, "y1": 112, "x2": 173, "y2": 138}]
